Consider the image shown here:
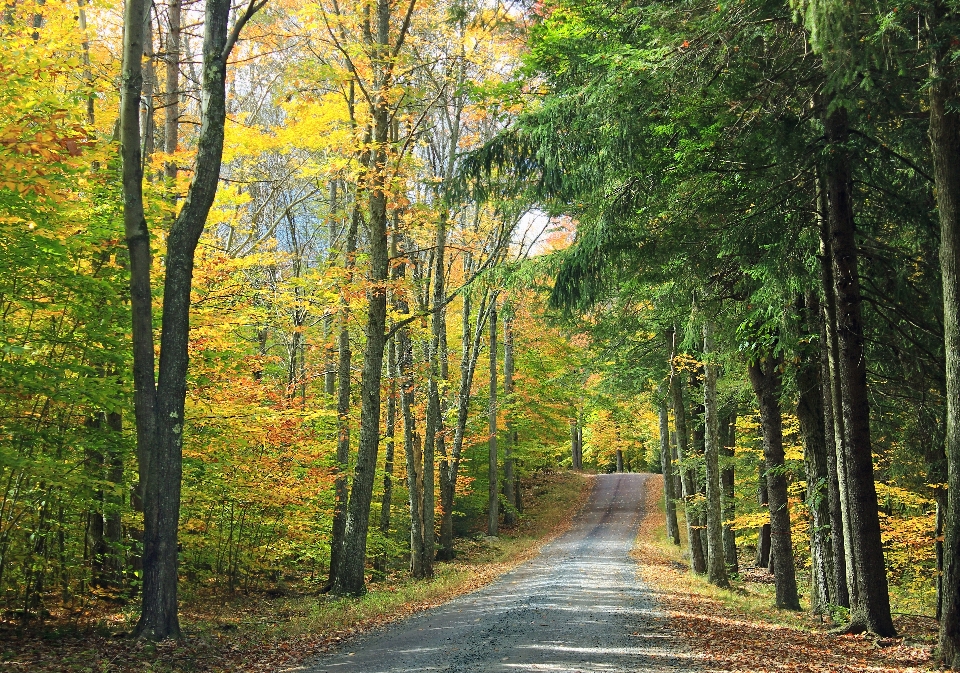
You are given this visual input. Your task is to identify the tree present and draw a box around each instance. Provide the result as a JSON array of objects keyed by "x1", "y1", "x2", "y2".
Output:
[{"x1": 120, "y1": 0, "x2": 265, "y2": 639}]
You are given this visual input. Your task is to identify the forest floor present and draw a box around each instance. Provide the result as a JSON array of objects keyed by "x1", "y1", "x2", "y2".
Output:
[
  {"x1": 0, "y1": 470, "x2": 591, "y2": 673},
  {"x1": 633, "y1": 476, "x2": 939, "y2": 673}
]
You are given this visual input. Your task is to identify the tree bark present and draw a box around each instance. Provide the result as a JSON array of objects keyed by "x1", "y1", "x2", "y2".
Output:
[
  {"x1": 437, "y1": 285, "x2": 491, "y2": 560},
  {"x1": 703, "y1": 322, "x2": 728, "y2": 588},
  {"x1": 823, "y1": 106, "x2": 895, "y2": 635},
  {"x1": 929, "y1": 4, "x2": 960, "y2": 660},
  {"x1": 503, "y1": 310, "x2": 516, "y2": 527},
  {"x1": 121, "y1": 0, "x2": 243, "y2": 639},
  {"x1": 671, "y1": 368, "x2": 706, "y2": 574},
  {"x1": 327, "y1": 206, "x2": 359, "y2": 589},
  {"x1": 797, "y1": 294, "x2": 836, "y2": 613},
  {"x1": 720, "y1": 408, "x2": 738, "y2": 572},
  {"x1": 488, "y1": 304, "x2": 499, "y2": 537},
  {"x1": 375, "y1": 334, "x2": 397, "y2": 575},
  {"x1": 748, "y1": 356, "x2": 800, "y2": 610},
  {"x1": 818, "y1": 188, "x2": 852, "y2": 609},
  {"x1": 659, "y1": 392, "x2": 681, "y2": 545},
  {"x1": 163, "y1": 0, "x2": 180, "y2": 185}
]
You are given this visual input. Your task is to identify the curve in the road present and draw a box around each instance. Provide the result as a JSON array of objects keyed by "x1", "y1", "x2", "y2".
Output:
[{"x1": 293, "y1": 473, "x2": 697, "y2": 673}]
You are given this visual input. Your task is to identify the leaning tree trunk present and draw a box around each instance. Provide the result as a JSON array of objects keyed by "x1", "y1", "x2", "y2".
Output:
[
  {"x1": 703, "y1": 323, "x2": 728, "y2": 588},
  {"x1": 748, "y1": 356, "x2": 800, "y2": 610},
  {"x1": 796, "y1": 294, "x2": 836, "y2": 613},
  {"x1": 121, "y1": 0, "x2": 249, "y2": 639},
  {"x1": 659, "y1": 392, "x2": 681, "y2": 545},
  {"x1": 929, "y1": 5, "x2": 960, "y2": 660},
  {"x1": 823, "y1": 106, "x2": 895, "y2": 636}
]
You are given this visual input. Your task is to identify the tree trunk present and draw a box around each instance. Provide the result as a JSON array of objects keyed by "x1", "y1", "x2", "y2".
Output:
[
  {"x1": 437, "y1": 285, "x2": 491, "y2": 561},
  {"x1": 121, "y1": 0, "x2": 239, "y2": 640},
  {"x1": 703, "y1": 322, "x2": 728, "y2": 588},
  {"x1": 823, "y1": 106, "x2": 895, "y2": 635},
  {"x1": 503, "y1": 310, "x2": 516, "y2": 527},
  {"x1": 929, "y1": 5, "x2": 960, "y2": 660},
  {"x1": 163, "y1": 0, "x2": 180, "y2": 185},
  {"x1": 818, "y1": 187, "x2": 852, "y2": 609},
  {"x1": 748, "y1": 356, "x2": 800, "y2": 610},
  {"x1": 720, "y1": 408, "x2": 738, "y2": 572},
  {"x1": 375, "y1": 334, "x2": 397, "y2": 575},
  {"x1": 327, "y1": 207, "x2": 360, "y2": 589},
  {"x1": 797, "y1": 294, "x2": 836, "y2": 613},
  {"x1": 671, "y1": 369, "x2": 706, "y2": 574},
  {"x1": 659, "y1": 393, "x2": 681, "y2": 545},
  {"x1": 488, "y1": 304, "x2": 499, "y2": 537}
]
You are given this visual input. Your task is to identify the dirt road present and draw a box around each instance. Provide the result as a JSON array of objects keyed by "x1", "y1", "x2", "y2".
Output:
[{"x1": 296, "y1": 473, "x2": 694, "y2": 673}]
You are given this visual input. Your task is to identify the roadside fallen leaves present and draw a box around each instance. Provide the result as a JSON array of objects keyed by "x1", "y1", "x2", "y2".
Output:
[{"x1": 634, "y1": 476, "x2": 937, "y2": 673}]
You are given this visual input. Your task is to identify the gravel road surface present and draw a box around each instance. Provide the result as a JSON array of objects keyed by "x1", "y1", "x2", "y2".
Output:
[{"x1": 295, "y1": 473, "x2": 695, "y2": 673}]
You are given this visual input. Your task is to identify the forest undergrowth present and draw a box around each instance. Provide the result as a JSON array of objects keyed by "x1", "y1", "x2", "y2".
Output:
[
  {"x1": 0, "y1": 472, "x2": 590, "y2": 673},
  {"x1": 634, "y1": 476, "x2": 937, "y2": 673}
]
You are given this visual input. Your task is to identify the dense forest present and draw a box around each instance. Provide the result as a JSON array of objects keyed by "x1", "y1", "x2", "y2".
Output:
[{"x1": 2, "y1": 0, "x2": 960, "y2": 668}]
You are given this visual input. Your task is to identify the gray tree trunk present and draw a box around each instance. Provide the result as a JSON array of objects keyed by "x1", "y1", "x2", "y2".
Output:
[
  {"x1": 703, "y1": 323, "x2": 728, "y2": 588},
  {"x1": 818, "y1": 192, "x2": 852, "y2": 609},
  {"x1": 488, "y1": 304, "x2": 499, "y2": 537},
  {"x1": 503, "y1": 310, "x2": 516, "y2": 527},
  {"x1": 121, "y1": 0, "x2": 251, "y2": 639},
  {"x1": 659, "y1": 393, "x2": 681, "y2": 545},
  {"x1": 823, "y1": 106, "x2": 895, "y2": 635},
  {"x1": 747, "y1": 356, "x2": 800, "y2": 610},
  {"x1": 331, "y1": 0, "x2": 418, "y2": 596},
  {"x1": 671, "y1": 370, "x2": 706, "y2": 574},
  {"x1": 797, "y1": 294, "x2": 836, "y2": 613},
  {"x1": 719, "y1": 408, "x2": 738, "y2": 572},
  {"x1": 929, "y1": 6, "x2": 960, "y2": 660},
  {"x1": 327, "y1": 207, "x2": 359, "y2": 589}
]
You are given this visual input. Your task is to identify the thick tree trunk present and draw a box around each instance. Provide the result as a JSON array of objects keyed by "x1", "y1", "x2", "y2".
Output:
[
  {"x1": 488, "y1": 304, "x2": 499, "y2": 537},
  {"x1": 929, "y1": 6, "x2": 960, "y2": 660},
  {"x1": 755, "y1": 462, "x2": 771, "y2": 569},
  {"x1": 748, "y1": 356, "x2": 800, "y2": 610},
  {"x1": 823, "y1": 107, "x2": 895, "y2": 635},
  {"x1": 703, "y1": 323, "x2": 728, "y2": 588},
  {"x1": 797, "y1": 294, "x2": 836, "y2": 613},
  {"x1": 720, "y1": 408, "x2": 738, "y2": 572},
  {"x1": 671, "y1": 369, "x2": 706, "y2": 574},
  {"x1": 503, "y1": 311, "x2": 516, "y2": 527},
  {"x1": 659, "y1": 393, "x2": 681, "y2": 545}
]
